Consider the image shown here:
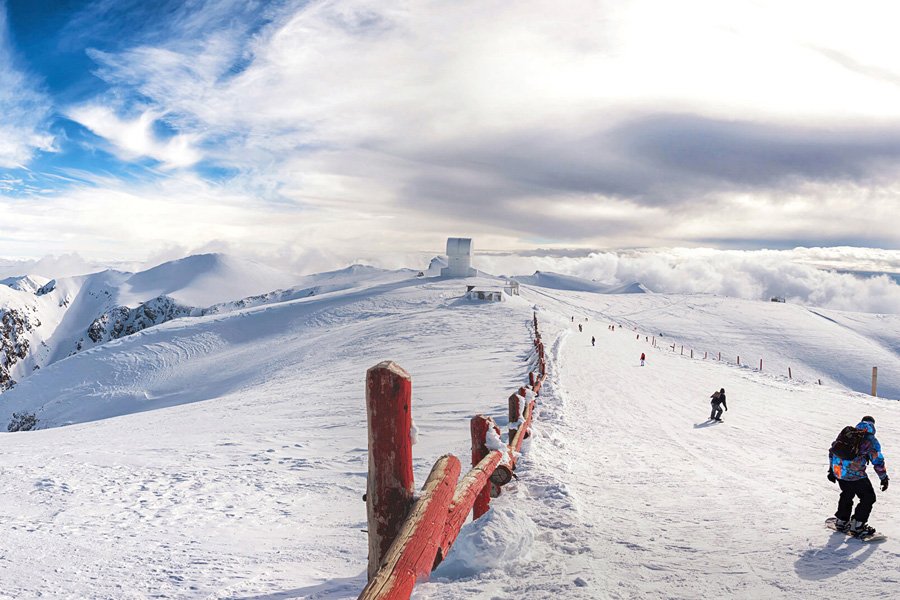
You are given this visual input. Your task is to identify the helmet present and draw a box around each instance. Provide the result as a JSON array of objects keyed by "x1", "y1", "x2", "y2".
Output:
[{"x1": 862, "y1": 415, "x2": 875, "y2": 424}]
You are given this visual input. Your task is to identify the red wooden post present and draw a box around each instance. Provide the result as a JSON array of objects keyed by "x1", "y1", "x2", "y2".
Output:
[
  {"x1": 359, "y1": 455, "x2": 460, "y2": 599},
  {"x1": 760, "y1": 359, "x2": 763, "y2": 371},
  {"x1": 690, "y1": 349, "x2": 693, "y2": 358},
  {"x1": 471, "y1": 415, "x2": 499, "y2": 519},
  {"x1": 705, "y1": 351, "x2": 707, "y2": 359},
  {"x1": 365, "y1": 361, "x2": 415, "y2": 580},
  {"x1": 508, "y1": 392, "x2": 521, "y2": 441},
  {"x1": 529, "y1": 371, "x2": 535, "y2": 387},
  {"x1": 718, "y1": 352, "x2": 721, "y2": 360}
]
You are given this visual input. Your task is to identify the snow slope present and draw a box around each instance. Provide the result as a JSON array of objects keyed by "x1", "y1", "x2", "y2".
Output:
[{"x1": 1, "y1": 267, "x2": 899, "y2": 599}]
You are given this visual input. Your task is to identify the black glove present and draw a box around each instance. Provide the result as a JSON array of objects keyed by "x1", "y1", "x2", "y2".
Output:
[
  {"x1": 881, "y1": 477, "x2": 889, "y2": 491},
  {"x1": 827, "y1": 471, "x2": 837, "y2": 483}
]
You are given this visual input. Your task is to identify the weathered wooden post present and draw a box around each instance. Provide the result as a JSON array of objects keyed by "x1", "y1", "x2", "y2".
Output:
[
  {"x1": 365, "y1": 361, "x2": 415, "y2": 580},
  {"x1": 508, "y1": 392, "x2": 521, "y2": 441},
  {"x1": 789, "y1": 367, "x2": 792, "y2": 379},
  {"x1": 872, "y1": 367, "x2": 878, "y2": 397},
  {"x1": 760, "y1": 359, "x2": 763, "y2": 371},
  {"x1": 359, "y1": 455, "x2": 460, "y2": 599},
  {"x1": 690, "y1": 349, "x2": 693, "y2": 358},
  {"x1": 737, "y1": 355, "x2": 740, "y2": 365},
  {"x1": 471, "y1": 415, "x2": 500, "y2": 519},
  {"x1": 718, "y1": 352, "x2": 721, "y2": 361}
]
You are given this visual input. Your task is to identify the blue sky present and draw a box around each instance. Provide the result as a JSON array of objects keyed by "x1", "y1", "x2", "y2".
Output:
[{"x1": 3, "y1": 0, "x2": 900, "y2": 273}]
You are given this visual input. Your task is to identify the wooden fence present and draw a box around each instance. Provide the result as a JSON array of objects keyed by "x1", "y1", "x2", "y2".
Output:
[{"x1": 358, "y1": 313, "x2": 547, "y2": 600}]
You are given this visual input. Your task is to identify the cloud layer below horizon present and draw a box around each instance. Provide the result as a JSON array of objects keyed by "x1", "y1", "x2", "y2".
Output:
[{"x1": 5, "y1": 246, "x2": 900, "y2": 315}]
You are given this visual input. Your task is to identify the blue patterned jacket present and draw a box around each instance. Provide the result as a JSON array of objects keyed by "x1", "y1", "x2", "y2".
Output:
[{"x1": 830, "y1": 421, "x2": 888, "y2": 482}]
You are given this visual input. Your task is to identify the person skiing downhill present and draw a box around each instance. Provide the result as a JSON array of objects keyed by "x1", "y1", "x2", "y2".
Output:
[
  {"x1": 591, "y1": 336, "x2": 595, "y2": 346},
  {"x1": 709, "y1": 388, "x2": 727, "y2": 421},
  {"x1": 640, "y1": 353, "x2": 645, "y2": 366},
  {"x1": 828, "y1": 416, "x2": 889, "y2": 537}
]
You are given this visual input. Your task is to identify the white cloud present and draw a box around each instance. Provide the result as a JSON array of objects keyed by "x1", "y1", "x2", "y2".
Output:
[
  {"x1": 476, "y1": 247, "x2": 900, "y2": 314},
  {"x1": 66, "y1": 104, "x2": 200, "y2": 169}
]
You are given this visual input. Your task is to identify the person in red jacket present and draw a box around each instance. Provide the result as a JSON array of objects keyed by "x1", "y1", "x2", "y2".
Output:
[{"x1": 640, "y1": 353, "x2": 645, "y2": 366}]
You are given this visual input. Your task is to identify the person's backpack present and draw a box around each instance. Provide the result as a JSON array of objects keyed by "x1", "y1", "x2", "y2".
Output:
[{"x1": 830, "y1": 426, "x2": 868, "y2": 461}]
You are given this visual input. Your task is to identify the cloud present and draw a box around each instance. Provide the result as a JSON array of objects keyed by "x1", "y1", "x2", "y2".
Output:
[
  {"x1": 8, "y1": 0, "x2": 900, "y2": 263},
  {"x1": 0, "y1": 4, "x2": 54, "y2": 168},
  {"x1": 65, "y1": 104, "x2": 201, "y2": 168},
  {"x1": 476, "y1": 246, "x2": 900, "y2": 314}
]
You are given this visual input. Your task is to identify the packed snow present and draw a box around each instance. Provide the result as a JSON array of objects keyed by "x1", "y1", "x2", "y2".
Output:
[{"x1": 1, "y1": 257, "x2": 898, "y2": 599}]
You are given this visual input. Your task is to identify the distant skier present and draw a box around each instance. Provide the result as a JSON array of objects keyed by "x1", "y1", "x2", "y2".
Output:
[
  {"x1": 828, "y1": 416, "x2": 889, "y2": 537},
  {"x1": 640, "y1": 353, "x2": 645, "y2": 366},
  {"x1": 709, "y1": 388, "x2": 727, "y2": 421},
  {"x1": 591, "y1": 336, "x2": 595, "y2": 346},
  {"x1": 578, "y1": 324, "x2": 583, "y2": 332}
]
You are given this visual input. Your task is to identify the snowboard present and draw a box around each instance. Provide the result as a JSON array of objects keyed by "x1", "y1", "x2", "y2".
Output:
[{"x1": 825, "y1": 518, "x2": 887, "y2": 542}]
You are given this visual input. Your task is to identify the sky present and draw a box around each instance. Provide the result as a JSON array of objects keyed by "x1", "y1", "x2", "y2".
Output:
[{"x1": 4, "y1": 1, "x2": 900, "y2": 279}]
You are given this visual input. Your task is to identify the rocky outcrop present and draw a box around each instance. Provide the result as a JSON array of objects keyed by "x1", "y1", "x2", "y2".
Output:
[
  {"x1": 87, "y1": 296, "x2": 196, "y2": 345},
  {"x1": 1, "y1": 308, "x2": 35, "y2": 391}
]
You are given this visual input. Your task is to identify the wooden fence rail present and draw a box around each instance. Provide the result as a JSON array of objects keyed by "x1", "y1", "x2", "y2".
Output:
[{"x1": 359, "y1": 312, "x2": 547, "y2": 600}]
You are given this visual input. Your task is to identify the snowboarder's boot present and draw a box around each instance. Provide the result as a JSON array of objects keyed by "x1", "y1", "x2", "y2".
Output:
[
  {"x1": 849, "y1": 520, "x2": 876, "y2": 538},
  {"x1": 833, "y1": 518, "x2": 849, "y2": 532}
]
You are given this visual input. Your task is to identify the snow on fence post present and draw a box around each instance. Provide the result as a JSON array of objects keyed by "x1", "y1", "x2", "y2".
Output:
[
  {"x1": 471, "y1": 415, "x2": 501, "y2": 519},
  {"x1": 358, "y1": 455, "x2": 461, "y2": 600},
  {"x1": 508, "y1": 392, "x2": 521, "y2": 441},
  {"x1": 365, "y1": 361, "x2": 415, "y2": 580},
  {"x1": 872, "y1": 367, "x2": 878, "y2": 396}
]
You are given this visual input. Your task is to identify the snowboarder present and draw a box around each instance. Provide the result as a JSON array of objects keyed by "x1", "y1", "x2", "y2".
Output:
[
  {"x1": 828, "y1": 416, "x2": 889, "y2": 538},
  {"x1": 709, "y1": 388, "x2": 727, "y2": 421},
  {"x1": 591, "y1": 336, "x2": 595, "y2": 346},
  {"x1": 640, "y1": 352, "x2": 645, "y2": 366}
]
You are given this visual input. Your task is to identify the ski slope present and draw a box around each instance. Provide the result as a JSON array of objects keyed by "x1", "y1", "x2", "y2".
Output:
[{"x1": 1, "y1": 266, "x2": 898, "y2": 599}]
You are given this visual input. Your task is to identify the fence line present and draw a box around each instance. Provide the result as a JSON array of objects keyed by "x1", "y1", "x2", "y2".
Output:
[{"x1": 358, "y1": 312, "x2": 547, "y2": 600}]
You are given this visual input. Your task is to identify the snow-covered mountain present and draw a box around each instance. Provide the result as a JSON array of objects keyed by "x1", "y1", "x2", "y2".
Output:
[
  {"x1": 0, "y1": 254, "x2": 302, "y2": 391},
  {"x1": 2, "y1": 256, "x2": 900, "y2": 598},
  {"x1": 512, "y1": 270, "x2": 651, "y2": 294}
]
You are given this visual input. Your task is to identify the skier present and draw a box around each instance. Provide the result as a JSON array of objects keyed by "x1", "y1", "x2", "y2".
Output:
[
  {"x1": 709, "y1": 388, "x2": 727, "y2": 421},
  {"x1": 578, "y1": 324, "x2": 582, "y2": 332},
  {"x1": 640, "y1": 352, "x2": 645, "y2": 366},
  {"x1": 591, "y1": 336, "x2": 595, "y2": 346},
  {"x1": 828, "y1": 416, "x2": 889, "y2": 537}
]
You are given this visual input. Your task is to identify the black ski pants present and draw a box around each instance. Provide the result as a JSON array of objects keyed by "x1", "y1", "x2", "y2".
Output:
[
  {"x1": 710, "y1": 402, "x2": 723, "y2": 420},
  {"x1": 836, "y1": 477, "x2": 877, "y2": 523}
]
